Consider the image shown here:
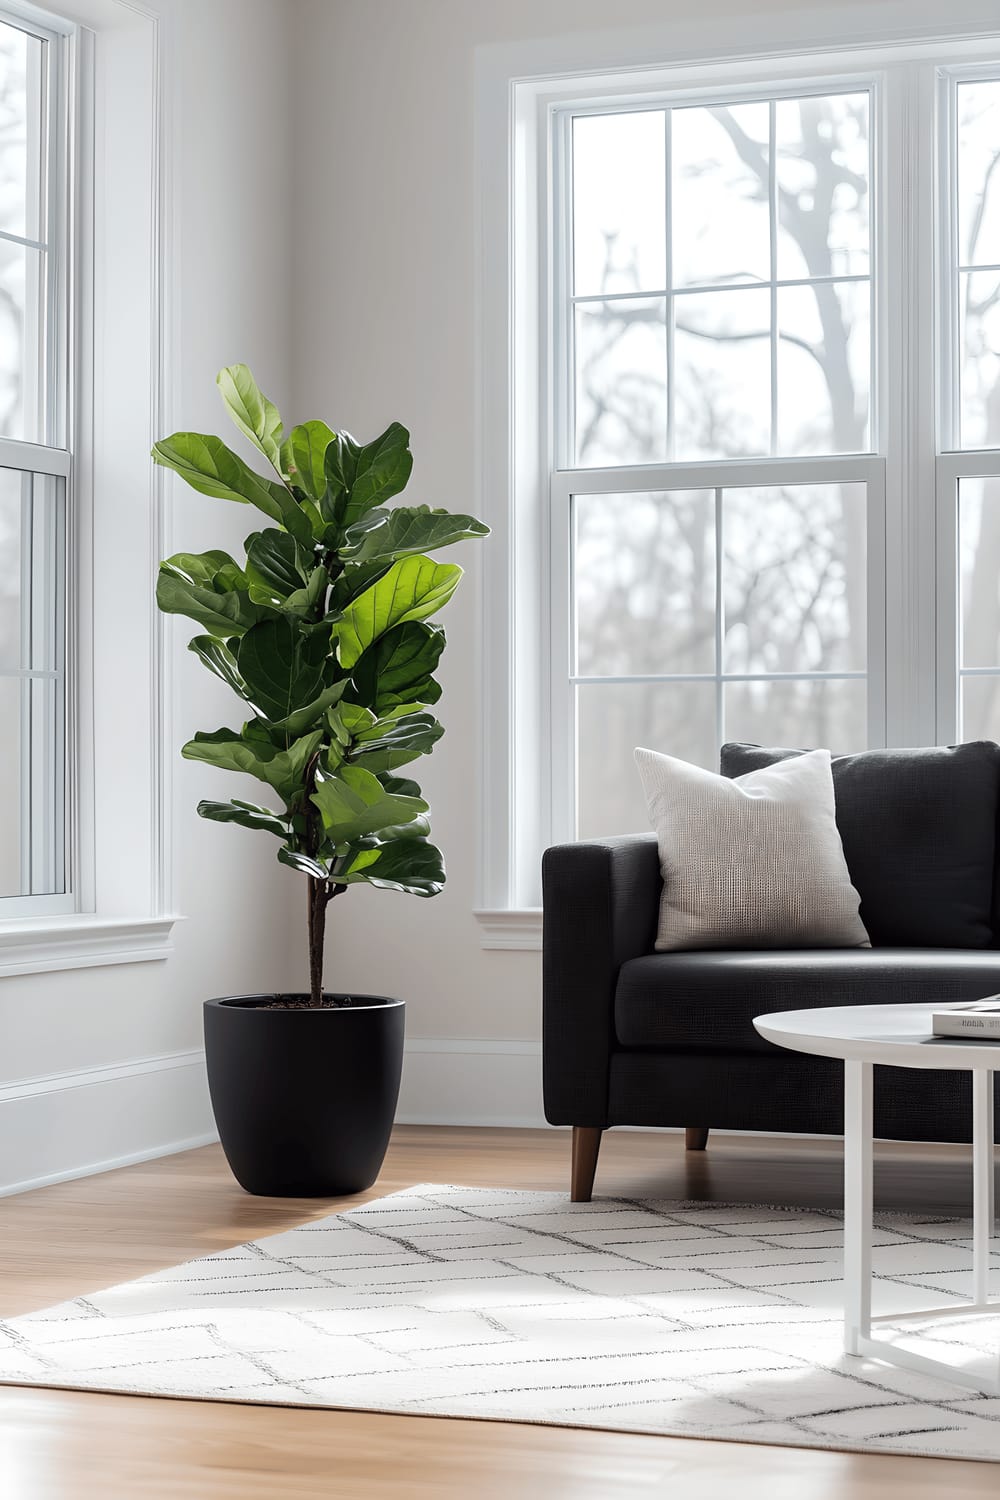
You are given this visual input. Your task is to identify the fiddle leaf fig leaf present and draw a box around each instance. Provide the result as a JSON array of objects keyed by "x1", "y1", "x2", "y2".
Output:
[
  {"x1": 346, "y1": 422, "x2": 413, "y2": 523},
  {"x1": 311, "y1": 763, "x2": 427, "y2": 842},
  {"x1": 217, "y1": 364, "x2": 283, "y2": 467},
  {"x1": 333, "y1": 556, "x2": 462, "y2": 670},
  {"x1": 281, "y1": 421, "x2": 336, "y2": 501},
  {"x1": 350, "y1": 621, "x2": 444, "y2": 713},
  {"x1": 157, "y1": 552, "x2": 263, "y2": 638},
  {"x1": 187, "y1": 636, "x2": 257, "y2": 705},
  {"x1": 153, "y1": 433, "x2": 289, "y2": 520},
  {"x1": 245, "y1": 529, "x2": 312, "y2": 598},
  {"x1": 340, "y1": 506, "x2": 489, "y2": 566},
  {"x1": 268, "y1": 679, "x2": 347, "y2": 738},
  {"x1": 236, "y1": 618, "x2": 328, "y2": 724},
  {"x1": 183, "y1": 726, "x2": 323, "y2": 801},
  {"x1": 277, "y1": 846, "x2": 331, "y2": 880},
  {"x1": 355, "y1": 836, "x2": 445, "y2": 896},
  {"x1": 349, "y1": 711, "x2": 443, "y2": 773},
  {"x1": 197, "y1": 799, "x2": 288, "y2": 838}
]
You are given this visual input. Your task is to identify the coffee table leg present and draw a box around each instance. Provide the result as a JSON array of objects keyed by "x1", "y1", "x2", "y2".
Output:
[
  {"x1": 973, "y1": 1069, "x2": 994, "y2": 1306},
  {"x1": 844, "y1": 1059, "x2": 873, "y2": 1356}
]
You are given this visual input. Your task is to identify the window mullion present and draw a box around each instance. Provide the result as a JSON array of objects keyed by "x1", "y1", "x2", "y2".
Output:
[{"x1": 768, "y1": 99, "x2": 778, "y2": 456}]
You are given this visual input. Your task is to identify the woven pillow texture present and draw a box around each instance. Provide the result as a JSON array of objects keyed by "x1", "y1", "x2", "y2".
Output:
[{"x1": 634, "y1": 745, "x2": 870, "y2": 953}]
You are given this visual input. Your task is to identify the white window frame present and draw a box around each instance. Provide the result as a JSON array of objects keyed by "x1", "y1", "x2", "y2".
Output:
[
  {"x1": 0, "y1": 5, "x2": 73, "y2": 916},
  {"x1": 474, "y1": 3, "x2": 1000, "y2": 948},
  {"x1": 935, "y1": 63, "x2": 1000, "y2": 743},
  {"x1": 0, "y1": 0, "x2": 179, "y2": 974}
]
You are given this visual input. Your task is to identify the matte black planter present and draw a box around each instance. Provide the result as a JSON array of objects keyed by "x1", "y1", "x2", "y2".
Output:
[{"x1": 203, "y1": 993, "x2": 405, "y2": 1197}]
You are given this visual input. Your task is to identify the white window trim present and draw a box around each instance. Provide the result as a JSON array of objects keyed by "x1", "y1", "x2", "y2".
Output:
[
  {"x1": 0, "y1": 0, "x2": 179, "y2": 976},
  {"x1": 474, "y1": 0, "x2": 1000, "y2": 947}
]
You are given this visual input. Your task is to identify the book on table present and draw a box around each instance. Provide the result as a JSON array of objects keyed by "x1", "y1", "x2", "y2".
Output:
[{"x1": 932, "y1": 998, "x2": 1000, "y2": 1038}]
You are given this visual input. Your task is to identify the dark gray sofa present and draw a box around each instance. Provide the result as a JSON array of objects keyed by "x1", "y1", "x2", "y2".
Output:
[{"x1": 542, "y1": 741, "x2": 1000, "y2": 1200}]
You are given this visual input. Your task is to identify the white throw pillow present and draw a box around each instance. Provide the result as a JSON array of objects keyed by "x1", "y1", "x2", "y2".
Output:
[{"x1": 634, "y1": 746, "x2": 870, "y2": 952}]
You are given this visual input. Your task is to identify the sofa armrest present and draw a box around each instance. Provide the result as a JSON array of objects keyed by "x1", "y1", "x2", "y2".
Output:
[{"x1": 542, "y1": 834, "x2": 660, "y2": 1126}]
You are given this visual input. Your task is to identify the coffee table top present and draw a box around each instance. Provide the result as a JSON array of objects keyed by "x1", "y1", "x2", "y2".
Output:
[{"x1": 754, "y1": 1002, "x2": 1000, "y2": 1070}]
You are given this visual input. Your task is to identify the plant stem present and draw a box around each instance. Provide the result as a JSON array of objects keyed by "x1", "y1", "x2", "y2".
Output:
[{"x1": 306, "y1": 876, "x2": 347, "y2": 1006}]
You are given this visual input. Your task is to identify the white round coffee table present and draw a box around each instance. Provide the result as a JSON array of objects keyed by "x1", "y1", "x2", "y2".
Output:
[{"x1": 754, "y1": 1002, "x2": 999, "y2": 1393}]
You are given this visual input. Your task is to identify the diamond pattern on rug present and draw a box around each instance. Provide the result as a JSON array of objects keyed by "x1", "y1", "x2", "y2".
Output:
[{"x1": 1, "y1": 1184, "x2": 999, "y2": 1462}]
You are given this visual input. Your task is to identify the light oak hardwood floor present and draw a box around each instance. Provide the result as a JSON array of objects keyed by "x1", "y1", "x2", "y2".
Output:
[{"x1": 0, "y1": 1124, "x2": 995, "y2": 1498}]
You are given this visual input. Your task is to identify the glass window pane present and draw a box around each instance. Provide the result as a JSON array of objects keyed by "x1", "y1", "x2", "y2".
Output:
[
  {"x1": 0, "y1": 237, "x2": 45, "y2": 442},
  {"x1": 573, "y1": 111, "x2": 666, "y2": 297},
  {"x1": 671, "y1": 102, "x2": 770, "y2": 288},
  {"x1": 960, "y1": 271, "x2": 1000, "y2": 450},
  {"x1": 575, "y1": 297, "x2": 667, "y2": 466},
  {"x1": 0, "y1": 467, "x2": 61, "y2": 670},
  {"x1": 962, "y1": 675, "x2": 1000, "y2": 744},
  {"x1": 0, "y1": 468, "x2": 64, "y2": 896},
  {"x1": 577, "y1": 681, "x2": 717, "y2": 838},
  {"x1": 723, "y1": 484, "x2": 867, "y2": 675},
  {"x1": 574, "y1": 490, "x2": 715, "y2": 676},
  {"x1": 724, "y1": 678, "x2": 867, "y2": 753},
  {"x1": 957, "y1": 80, "x2": 1000, "y2": 270},
  {"x1": 775, "y1": 93, "x2": 870, "y2": 280},
  {"x1": 777, "y1": 280, "x2": 870, "y2": 455},
  {"x1": 0, "y1": 675, "x2": 21, "y2": 895},
  {"x1": 0, "y1": 22, "x2": 45, "y2": 242},
  {"x1": 0, "y1": 464, "x2": 21, "y2": 666},
  {"x1": 674, "y1": 287, "x2": 770, "y2": 459},
  {"x1": 960, "y1": 478, "x2": 1000, "y2": 668}
]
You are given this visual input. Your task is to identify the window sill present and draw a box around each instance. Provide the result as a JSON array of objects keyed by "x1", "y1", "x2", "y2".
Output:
[
  {"x1": 474, "y1": 910, "x2": 542, "y2": 950},
  {"x1": 0, "y1": 914, "x2": 182, "y2": 978}
]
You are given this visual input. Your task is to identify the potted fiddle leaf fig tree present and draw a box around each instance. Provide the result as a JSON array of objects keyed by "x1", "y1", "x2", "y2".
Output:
[{"x1": 153, "y1": 365, "x2": 488, "y2": 1197}]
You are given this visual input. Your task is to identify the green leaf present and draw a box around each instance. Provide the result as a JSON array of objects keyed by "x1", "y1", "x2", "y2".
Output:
[
  {"x1": 311, "y1": 762, "x2": 427, "y2": 842},
  {"x1": 245, "y1": 529, "x2": 311, "y2": 599},
  {"x1": 350, "y1": 711, "x2": 443, "y2": 772},
  {"x1": 282, "y1": 565, "x2": 328, "y2": 617},
  {"x1": 277, "y1": 846, "x2": 331, "y2": 880},
  {"x1": 333, "y1": 556, "x2": 462, "y2": 670},
  {"x1": 331, "y1": 846, "x2": 384, "y2": 883},
  {"x1": 152, "y1": 431, "x2": 313, "y2": 546},
  {"x1": 350, "y1": 621, "x2": 444, "y2": 713},
  {"x1": 355, "y1": 837, "x2": 445, "y2": 896},
  {"x1": 197, "y1": 799, "x2": 288, "y2": 838},
  {"x1": 152, "y1": 433, "x2": 289, "y2": 520},
  {"x1": 346, "y1": 422, "x2": 413, "y2": 524},
  {"x1": 157, "y1": 553, "x2": 263, "y2": 637},
  {"x1": 216, "y1": 365, "x2": 283, "y2": 467},
  {"x1": 340, "y1": 505, "x2": 489, "y2": 566},
  {"x1": 183, "y1": 726, "x2": 322, "y2": 801},
  {"x1": 281, "y1": 421, "x2": 336, "y2": 501},
  {"x1": 236, "y1": 618, "x2": 329, "y2": 724},
  {"x1": 378, "y1": 773, "x2": 422, "y2": 799},
  {"x1": 268, "y1": 679, "x2": 347, "y2": 738},
  {"x1": 187, "y1": 636, "x2": 257, "y2": 703}
]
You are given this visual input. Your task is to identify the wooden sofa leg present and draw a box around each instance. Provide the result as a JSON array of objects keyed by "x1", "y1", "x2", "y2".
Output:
[
  {"x1": 685, "y1": 1127, "x2": 709, "y2": 1151},
  {"x1": 571, "y1": 1126, "x2": 603, "y2": 1202}
]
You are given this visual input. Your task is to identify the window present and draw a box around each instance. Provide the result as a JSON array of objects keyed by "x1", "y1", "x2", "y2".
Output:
[
  {"x1": 0, "y1": 9, "x2": 70, "y2": 915},
  {"x1": 946, "y1": 77, "x2": 1000, "y2": 744},
  {"x1": 476, "y1": 13, "x2": 1000, "y2": 930},
  {"x1": 557, "y1": 87, "x2": 879, "y2": 840}
]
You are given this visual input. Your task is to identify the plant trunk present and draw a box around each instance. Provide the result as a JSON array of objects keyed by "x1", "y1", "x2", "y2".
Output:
[{"x1": 306, "y1": 877, "x2": 347, "y2": 1006}]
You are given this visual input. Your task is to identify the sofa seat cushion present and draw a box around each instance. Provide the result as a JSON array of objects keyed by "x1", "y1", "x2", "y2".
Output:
[
  {"x1": 720, "y1": 741, "x2": 1000, "y2": 949},
  {"x1": 614, "y1": 948, "x2": 1000, "y2": 1053}
]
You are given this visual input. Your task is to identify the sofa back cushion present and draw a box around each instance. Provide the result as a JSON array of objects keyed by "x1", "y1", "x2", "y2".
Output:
[{"x1": 720, "y1": 741, "x2": 1000, "y2": 949}]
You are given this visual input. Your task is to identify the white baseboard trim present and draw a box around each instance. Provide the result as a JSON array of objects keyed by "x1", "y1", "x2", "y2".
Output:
[
  {"x1": 0, "y1": 1132, "x2": 219, "y2": 1200},
  {"x1": 0, "y1": 1047, "x2": 217, "y2": 1197},
  {"x1": 397, "y1": 1037, "x2": 546, "y2": 1127}
]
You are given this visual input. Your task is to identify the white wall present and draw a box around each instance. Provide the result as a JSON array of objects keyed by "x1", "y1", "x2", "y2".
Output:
[
  {"x1": 0, "y1": 0, "x2": 301, "y2": 1194},
  {"x1": 288, "y1": 0, "x2": 862, "y2": 1125}
]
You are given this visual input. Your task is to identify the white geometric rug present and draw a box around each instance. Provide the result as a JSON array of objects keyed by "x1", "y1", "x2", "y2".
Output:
[{"x1": 2, "y1": 1184, "x2": 1000, "y2": 1462}]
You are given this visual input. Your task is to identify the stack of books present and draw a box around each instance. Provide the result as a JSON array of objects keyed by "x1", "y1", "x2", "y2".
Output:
[{"x1": 932, "y1": 999, "x2": 1000, "y2": 1038}]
